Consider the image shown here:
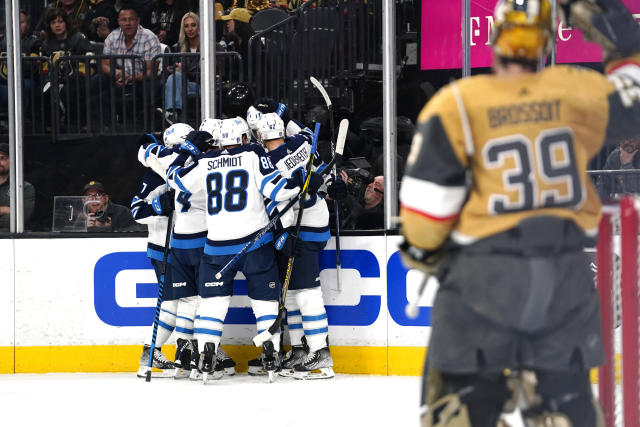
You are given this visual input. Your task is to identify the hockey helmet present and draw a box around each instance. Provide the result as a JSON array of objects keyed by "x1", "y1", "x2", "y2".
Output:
[
  {"x1": 163, "y1": 123, "x2": 194, "y2": 148},
  {"x1": 200, "y1": 118, "x2": 223, "y2": 141},
  {"x1": 246, "y1": 105, "x2": 263, "y2": 139},
  {"x1": 235, "y1": 116, "x2": 251, "y2": 143},
  {"x1": 256, "y1": 113, "x2": 285, "y2": 142},
  {"x1": 223, "y1": 83, "x2": 255, "y2": 118},
  {"x1": 492, "y1": 0, "x2": 554, "y2": 62},
  {"x1": 217, "y1": 118, "x2": 245, "y2": 148}
]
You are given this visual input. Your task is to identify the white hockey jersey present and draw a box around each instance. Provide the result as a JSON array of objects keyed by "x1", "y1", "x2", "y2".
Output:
[
  {"x1": 265, "y1": 123, "x2": 330, "y2": 242},
  {"x1": 167, "y1": 144, "x2": 302, "y2": 255},
  {"x1": 138, "y1": 142, "x2": 207, "y2": 250}
]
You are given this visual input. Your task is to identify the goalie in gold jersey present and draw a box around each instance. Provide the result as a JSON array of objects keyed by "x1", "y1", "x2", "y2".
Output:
[{"x1": 399, "y1": 0, "x2": 640, "y2": 426}]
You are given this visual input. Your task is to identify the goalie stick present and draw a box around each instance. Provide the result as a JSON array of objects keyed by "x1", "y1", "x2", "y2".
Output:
[
  {"x1": 214, "y1": 119, "x2": 349, "y2": 280},
  {"x1": 145, "y1": 190, "x2": 175, "y2": 382},
  {"x1": 309, "y1": 76, "x2": 343, "y2": 292}
]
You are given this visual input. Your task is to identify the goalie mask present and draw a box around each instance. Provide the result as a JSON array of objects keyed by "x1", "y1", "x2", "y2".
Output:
[
  {"x1": 492, "y1": 0, "x2": 554, "y2": 62},
  {"x1": 256, "y1": 113, "x2": 285, "y2": 144},
  {"x1": 163, "y1": 123, "x2": 194, "y2": 148},
  {"x1": 216, "y1": 118, "x2": 245, "y2": 148}
]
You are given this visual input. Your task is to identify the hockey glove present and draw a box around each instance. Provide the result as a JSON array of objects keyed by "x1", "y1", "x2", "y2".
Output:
[
  {"x1": 305, "y1": 172, "x2": 324, "y2": 196},
  {"x1": 398, "y1": 239, "x2": 445, "y2": 277},
  {"x1": 138, "y1": 132, "x2": 159, "y2": 147},
  {"x1": 152, "y1": 191, "x2": 175, "y2": 216},
  {"x1": 326, "y1": 178, "x2": 348, "y2": 201},
  {"x1": 560, "y1": 0, "x2": 640, "y2": 60},
  {"x1": 181, "y1": 130, "x2": 213, "y2": 156},
  {"x1": 274, "y1": 230, "x2": 302, "y2": 258},
  {"x1": 254, "y1": 98, "x2": 289, "y2": 121}
]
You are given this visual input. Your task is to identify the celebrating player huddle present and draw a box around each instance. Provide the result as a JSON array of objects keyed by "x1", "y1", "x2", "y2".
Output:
[{"x1": 131, "y1": 100, "x2": 337, "y2": 383}]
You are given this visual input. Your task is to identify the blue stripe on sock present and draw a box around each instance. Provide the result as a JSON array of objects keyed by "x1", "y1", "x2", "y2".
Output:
[
  {"x1": 302, "y1": 314, "x2": 328, "y2": 322},
  {"x1": 288, "y1": 324, "x2": 303, "y2": 330},
  {"x1": 195, "y1": 315, "x2": 224, "y2": 323},
  {"x1": 193, "y1": 328, "x2": 222, "y2": 337},
  {"x1": 160, "y1": 309, "x2": 176, "y2": 317},
  {"x1": 175, "y1": 326, "x2": 194, "y2": 334},
  {"x1": 287, "y1": 310, "x2": 301, "y2": 317},
  {"x1": 176, "y1": 315, "x2": 193, "y2": 323},
  {"x1": 158, "y1": 320, "x2": 174, "y2": 332},
  {"x1": 256, "y1": 315, "x2": 277, "y2": 322},
  {"x1": 304, "y1": 327, "x2": 329, "y2": 335}
]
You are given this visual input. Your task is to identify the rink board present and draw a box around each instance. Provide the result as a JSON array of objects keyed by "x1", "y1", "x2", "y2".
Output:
[{"x1": 0, "y1": 236, "x2": 434, "y2": 375}]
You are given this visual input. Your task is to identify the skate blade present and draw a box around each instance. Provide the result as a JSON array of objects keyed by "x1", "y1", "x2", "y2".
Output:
[
  {"x1": 173, "y1": 368, "x2": 191, "y2": 379},
  {"x1": 202, "y1": 371, "x2": 223, "y2": 384},
  {"x1": 247, "y1": 367, "x2": 268, "y2": 376},
  {"x1": 278, "y1": 369, "x2": 296, "y2": 378},
  {"x1": 268, "y1": 371, "x2": 276, "y2": 383},
  {"x1": 137, "y1": 366, "x2": 174, "y2": 378},
  {"x1": 294, "y1": 367, "x2": 335, "y2": 380},
  {"x1": 189, "y1": 370, "x2": 203, "y2": 381},
  {"x1": 223, "y1": 367, "x2": 236, "y2": 376}
]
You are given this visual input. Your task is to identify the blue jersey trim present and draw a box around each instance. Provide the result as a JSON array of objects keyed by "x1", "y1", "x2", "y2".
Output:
[
  {"x1": 260, "y1": 171, "x2": 279, "y2": 193},
  {"x1": 170, "y1": 237, "x2": 206, "y2": 249},
  {"x1": 204, "y1": 232, "x2": 273, "y2": 256},
  {"x1": 269, "y1": 178, "x2": 287, "y2": 200}
]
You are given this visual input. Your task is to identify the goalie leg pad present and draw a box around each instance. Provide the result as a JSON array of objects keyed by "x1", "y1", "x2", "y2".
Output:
[
  {"x1": 174, "y1": 295, "x2": 198, "y2": 340},
  {"x1": 296, "y1": 287, "x2": 329, "y2": 352},
  {"x1": 285, "y1": 290, "x2": 304, "y2": 346},
  {"x1": 421, "y1": 370, "x2": 510, "y2": 427},
  {"x1": 193, "y1": 296, "x2": 230, "y2": 352}
]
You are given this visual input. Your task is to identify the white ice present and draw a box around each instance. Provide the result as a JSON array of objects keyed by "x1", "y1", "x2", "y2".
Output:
[{"x1": 0, "y1": 372, "x2": 529, "y2": 426}]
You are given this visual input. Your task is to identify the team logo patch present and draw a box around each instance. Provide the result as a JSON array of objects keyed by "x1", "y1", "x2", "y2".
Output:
[
  {"x1": 269, "y1": 281, "x2": 276, "y2": 289},
  {"x1": 205, "y1": 281, "x2": 224, "y2": 287}
]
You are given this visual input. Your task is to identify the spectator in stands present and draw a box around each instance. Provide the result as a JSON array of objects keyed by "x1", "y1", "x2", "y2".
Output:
[
  {"x1": 78, "y1": 180, "x2": 142, "y2": 232},
  {"x1": 38, "y1": 0, "x2": 89, "y2": 35},
  {"x1": 0, "y1": 143, "x2": 35, "y2": 231},
  {"x1": 600, "y1": 137, "x2": 640, "y2": 198},
  {"x1": 142, "y1": 0, "x2": 191, "y2": 47},
  {"x1": 221, "y1": 8, "x2": 254, "y2": 76},
  {"x1": 0, "y1": 10, "x2": 42, "y2": 120},
  {"x1": 329, "y1": 171, "x2": 385, "y2": 230},
  {"x1": 157, "y1": 11, "x2": 200, "y2": 125},
  {"x1": 83, "y1": 0, "x2": 118, "y2": 42},
  {"x1": 41, "y1": 8, "x2": 95, "y2": 56},
  {"x1": 91, "y1": 3, "x2": 161, "y2": 125}
]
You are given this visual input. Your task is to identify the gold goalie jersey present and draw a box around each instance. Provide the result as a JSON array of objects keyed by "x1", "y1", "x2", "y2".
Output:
[{"x1": 400, "y1": 57, "x2": 640, "y2": 250}]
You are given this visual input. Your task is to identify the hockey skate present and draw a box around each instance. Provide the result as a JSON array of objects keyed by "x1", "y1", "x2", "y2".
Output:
[
  {"x1": 279, "y1": 337, "x2": 309, "y2": 378},
  {"x1": 197, "y1": 342, "x2": 223, "y2": 384},
  {"x1": 173, "y1": 338, "x2": 193, "y2": 379},
  {"x1": 261, "y1": 341, "x2": 280, "y2": 383},
  {"x1": 137, "y1": 345, "x2": 175, "y2": 378},
  {"x1": 293, "y1": 344, "x2": 334, "y2": 380},
  {"x1": 216, "y1": 346, "x2": 236, "y2": 376}
]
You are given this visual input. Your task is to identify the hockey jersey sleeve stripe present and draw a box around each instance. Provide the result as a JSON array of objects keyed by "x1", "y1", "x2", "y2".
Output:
[
  {"x1": 266, "y1": 200, "x2": 279, "y2": 215},
  {"x1": 269, "y1": 178, "x2": 287, "y2": 201},
  {"x1": 260, "y1": 170, "x2": 280, "y2": 193},
  {"x1": 399, "y1": 176, "x2": 466, "y2": 219},
  {"x1": 172, "y1": 174, "x2": 190, "y2": 194}
]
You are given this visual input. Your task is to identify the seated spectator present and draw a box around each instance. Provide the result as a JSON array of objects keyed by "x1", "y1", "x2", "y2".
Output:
[
  {"x1": 328, "y1": 171, "x2": 385, "y2": 230},
  {"x1": 600, "y1": 137, "x2": 640, "y2": 198},
  {"x1": 41, "y1": 8, "x2": 95, "y2": 57},
  {"x1": 78, "y1": 180, "x2": 142, "y2": 232},
  {"x1": 0, "y1": 143, "x2": 35, "y2": 231},
  {"x1": 142, "y1": 0, "x2": 191, "y2": 46},
  {"x1": 37, "y1": 0, "x2": 89, "y2": 36},
  {"x1": 157, "y1": 11, "x2": 200, "y2": 125},
  {"x1": 0, "y1": 9, "x2": 42, "y2": 119},
  {"x1": 83, "y1": 0, "x2": 118, "y2": 42},
  {"x1": 90, "y1": 3, "x2": 161, "y2": 125},
  {"x1": 220, "y1": 8, "x2": 254, "y2": 76}
]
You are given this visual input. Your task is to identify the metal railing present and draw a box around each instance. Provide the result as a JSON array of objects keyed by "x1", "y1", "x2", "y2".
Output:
[{"x1": 589, "y1": 169, "x2": 640, "y2": 200}]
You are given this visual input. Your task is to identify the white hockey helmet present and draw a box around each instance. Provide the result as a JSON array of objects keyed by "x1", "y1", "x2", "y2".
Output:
[
  {"x1": 163, "y1": 122, "x2": 194, "y2": 148},
  {"x1": 235, "y1": 116, "x2": 251, "y2": 143},
  {"x1": 246, "y1": 105, "x2": 263, "y2": 139},
  {"x1": 217, "y1": 118, "x2": 245, "y2": 148},
  {"x1": 199, "y1": 118, "x2": 223, "y2": 135},
  {"x1": 256, "y1": 112, "x2": 285, "y2": 142}
]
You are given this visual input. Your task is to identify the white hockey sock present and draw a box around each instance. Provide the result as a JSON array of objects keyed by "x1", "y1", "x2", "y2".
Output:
[
  {"x1": 251, "y1": 299, "x2": 281, "y2": 352},
  {"x1": 194, "y1": 296, "x2": 230, "y2": 352},
  {"x1": 144, "y1": 299, "x2": 177, "y2": 347},
  {"x1": 297, "y1": 287, "x2": 329, "y2": 352},
  {"x1": 174, "y1": 295, "x2": 199, "y2": 340},
  {"x1": 285, "y1": 290, "x2": 304, "y2": 346}
]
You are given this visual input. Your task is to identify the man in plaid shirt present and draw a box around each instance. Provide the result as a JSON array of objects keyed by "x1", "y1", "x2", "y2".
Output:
[{"x1": 91, "y1": 3, "x2": 161, "y2": 127}]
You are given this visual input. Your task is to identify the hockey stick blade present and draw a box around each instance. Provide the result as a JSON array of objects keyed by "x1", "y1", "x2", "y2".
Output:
[
  {"x1": 309, "y1": 76, "x2": 332, "y2": 108},
  {"x1": 336, "y1": 119, "x2": 348, "y2": 156}
]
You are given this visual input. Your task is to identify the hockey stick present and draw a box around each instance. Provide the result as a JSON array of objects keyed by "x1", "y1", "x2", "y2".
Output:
[
  {"x1": 145, "y1": 192, "x2": 174, "y2": 382},
  {"x1": 309, "y1": 76, "x2": 343, "y2": 292},
  {"x1": 405, "y1": 273, "x2": 430, "y2": 319},
  {"x1": 213, "y1": 119, "x2": 349, "y2": 280},
  {"x1": 253, "y1": 123, "x2": 320, "y2": 347}
]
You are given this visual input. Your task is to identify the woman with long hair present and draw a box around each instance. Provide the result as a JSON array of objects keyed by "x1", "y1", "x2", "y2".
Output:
[{"x1": 159, "y1": 11, "x2": 200, "y2": 125}]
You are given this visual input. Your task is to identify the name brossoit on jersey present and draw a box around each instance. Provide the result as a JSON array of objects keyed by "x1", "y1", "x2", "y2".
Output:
[
  {"x1": 167, "y1": 144, "x2": 303, "y2": 255},
  {"x1": 400, "y1": 58, "x2": 640, "y2": 251}
]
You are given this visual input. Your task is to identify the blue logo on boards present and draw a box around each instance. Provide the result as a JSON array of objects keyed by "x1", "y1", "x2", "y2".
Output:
[{"x1": 93, "y1": 250, "x2": 430, "y2": 327}]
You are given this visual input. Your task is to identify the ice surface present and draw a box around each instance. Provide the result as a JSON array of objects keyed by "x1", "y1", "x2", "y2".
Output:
[{"x1": 1, "y1": 373, "x2": 422, "y2": 427}]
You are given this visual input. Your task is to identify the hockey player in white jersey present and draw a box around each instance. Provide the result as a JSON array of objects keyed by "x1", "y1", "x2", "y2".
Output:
[
  {"x1": 257, "y1": 113, "x2": 334, "y2": 380},
  {"x1": 137, "y1": 123, "x2": 235, "y2": 379},
  {"x1": 167, "y1": 118, "x2": 324, "y2": 382},
  {"x1": 132, "y1": 124, "x2": 193, "y2": 378}
]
